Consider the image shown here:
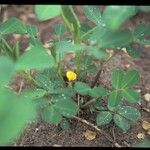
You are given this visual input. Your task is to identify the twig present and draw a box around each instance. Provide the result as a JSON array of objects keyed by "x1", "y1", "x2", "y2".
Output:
[
  {"x1": 77, "y1": 94, "x2": 80, "y2": 116},
  {"x1": 73, "y1": 116, "x2": 121, "y2": 147},
  {"x1": 123, "y1": 141, "x2": 130, "y2": 147},
  {"x1": 112, "y1": 125, "x2": 116, "y2": 141}
]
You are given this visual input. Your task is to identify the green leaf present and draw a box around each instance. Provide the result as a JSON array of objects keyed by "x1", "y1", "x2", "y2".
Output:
[
  {"x1": 0, "y1": 17, "x2": 27, "y2": 36},
  {"x1": 133, "y1": 24, "x2": 150, "y2": 39},
  {"x1": 55, "y1": 40, "x2": 87, "y2": 62},
  {"x1": 53, "y1": 23, "x2": 66, "y2": 36},
  {"x1": 87, "y1": 65, "x2": 97, "y2": 74},
  {"x1": 61, "y1": 6, "x2": 81, "y2": 43},
  {"x1": 0, "y1": 88, "x2": 16, "y2": 116},
  {"x1": 108, "y1": 102, "x2": 122, "y2": 112},
  {"x1": 103, "y1": 6, "x2": 137, "y2": 30},
  {"x1": 34, "y1": 98, "x2": 49, "y2": 109},
  {"x1": 96, "y1": 111, "x2": 112, "y2": 126},
  {"x1": 42, "y1": 106, "x2": 62, "y2": 124},
  {"x1": 111, "y1": 70, "x2": 124, "y2": 89},
  {"x1": 118, "y1": 106, "x2": 141, "y2": 121},
  {"x1": 21, "y1": 88, "x2": 47, "y2": 99},
  {"x1": 74, "y1": 81, "x2": 91, "y2": 95},
  {"x1": 89, "y1": 47, "x2": 108, "y2": 60},
  {"x1": 54, "y1": 99, "x2": 78, "y2": 117},
  {"x1": 98, "y1": 29, "x2": 133, "y2": 48},
  {"x1": 89, "y1": 25, "x2": 109, "y2": 45},
  {"x1": 35, "y1": 5, "x2": 61, "y2": 21},
  {"x1": 55, "y1": 41, "x2": 87, "y2": 52},
  {"x1": 0, "y1": 56, "x2": 15, "y2": 85},
  {"x1": 135, "y1": 39, "x2": 150, "y2": 46},
  {"x1": 113, "y1": 114, "x2": 130, "y2": 131},
  {"x1": 16, "y1": 43, "x2": 55, "y2": 71},
  {"x1": 108, "y1": 91, "x2": 121, "y2": 107},
  {"x1": 49, "y1": 89, "x2": 75, "y2": 103},
  {"x1": 35, "y1": 72, "x2": 55, "y2": 92},
  {"x1": 80, "y1": 23, "x2": 91, "y2": 34},
  {"x1": 12, "y1": 41, "x2": 20, "y2": 61},
  {"x1": 139, "y1": 6, "x2": 150, "y2": 12},
  {"x1": 122, "y1": 89, "x2": 140, "y2": 103},
  {"x1": 0, "y1": 88, "x2": 37, "y2": 145},
  {"x1": 35, "y1": 69, "x2": 63, "y2": 92},
  {"x1": 84, "y1": 6, "x2": 103, "y2": 25},
  {"x1": 79, "y1": 55, "x2": 93, "y2": 68},
  {"x1": 89, "y1": 87, "x2": 108, "y2": 98},
  {"x1": 26, "y1": 25, "x2": 38, "y2": 37},
  {"x1": 126, "y1": 46, "x2": 141, "y2": 58},
  {"x1": 122, "y1": 69, "x2": 140, "y2": 88}
]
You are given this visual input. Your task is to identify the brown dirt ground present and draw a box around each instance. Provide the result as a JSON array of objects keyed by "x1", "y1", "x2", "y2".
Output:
[{"x1": 1, "y1": 5, "x2": 150, "y2": 147}]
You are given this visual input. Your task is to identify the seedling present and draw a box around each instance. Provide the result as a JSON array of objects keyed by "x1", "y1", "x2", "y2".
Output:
[{"x1": 0, "y1": 5, "x2": 150, "y2": 145}]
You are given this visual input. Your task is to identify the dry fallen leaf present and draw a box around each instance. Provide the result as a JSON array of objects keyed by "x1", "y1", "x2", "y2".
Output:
[
  {"x1": 125, "y1": 64, "x2": 131, "y2": 69},
  {"x1": 145, "y1": 45, "x2": 150, "y2": 48},
  {"x1": 137, "y1": 133, "x2": 145, "y2": 139},
  {"x1": 136, "y1": 89, "x2": 141, "y2": 93},
  {"x1": 147, "y1": 129, "x2": 150, "y2": 135},
  {"x1": 83, "y1": 130, "x2": 96, "y2": 141},
  {"x1": 144, "y1": 93, "x2": 150, "y2": 102},
  {"x1": 106, "y1": 49, "x2": 114, "y2": 57},
  {"x1": 142, "y1": 121, "x2": 150, "y2": 131},
  {"x1": 20, "y1": 14, "x2": 28, "y2": 23},
  {"x1": 13, "y1": 34, "x2": 21, "y2": 40},
  {"x1": 121, "y1": 47, "x2": 127, "y2": 53},
  {"x1": 145, "y1": 84, "x2": 150, "y2": 91}
]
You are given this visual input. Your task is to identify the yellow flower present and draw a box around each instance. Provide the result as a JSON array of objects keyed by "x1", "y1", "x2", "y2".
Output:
[{"x1": 66, "y1": 71, "x2": 77, "y2": 81}]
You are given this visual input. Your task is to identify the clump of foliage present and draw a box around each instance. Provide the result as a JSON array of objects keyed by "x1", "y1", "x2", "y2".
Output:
[{"x1": 0, "y1": 5, "x2": 150, "y2": 145}]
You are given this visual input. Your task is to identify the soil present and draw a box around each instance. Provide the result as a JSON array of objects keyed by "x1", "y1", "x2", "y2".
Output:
[{"x1": 1, "y1": 5, "x2": 150, "y2": 147}]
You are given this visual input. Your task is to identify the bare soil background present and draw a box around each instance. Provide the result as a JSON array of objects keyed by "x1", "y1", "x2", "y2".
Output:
[{"x1": 1, "y1": 5, "x2": 150, "y2": 147}]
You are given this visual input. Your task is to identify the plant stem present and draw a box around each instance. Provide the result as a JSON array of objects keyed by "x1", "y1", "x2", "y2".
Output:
[
  {"x1": 81, "y1": 91, "x2": 112, "y2": 109},
  {"x1": 73, "y1": 116, "x2": 121, "y2": 147},
  {"x1": 91, "y1": 61, "x2": 104, "y2": 88},
  {"x1": 82, "y1": 52, "x2": 118, "y2": 108},
  {"x1": 91, "y1": 50, "x2": 118, "y2": 88},
  {"x1": 20, "y1": 71, "x2": 39, "y2": 88},
  {"x1": 81, "y1": 26, "x2": 97, "y2": 39},
  {"x1": 81, "y1": 98, "x2": 96, "y2": 108}
]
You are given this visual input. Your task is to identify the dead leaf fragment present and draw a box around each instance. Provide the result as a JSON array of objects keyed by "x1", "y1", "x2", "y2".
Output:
[
  {"x1": 144, "y1": 93, "x2": 150, "y2": 102},
  {"x1": 137, "y1": 133, "x2": 145, "y2": 139},
  {"x1": 83, "y1": 130, "x2": 96, "y2": 141},
  {"x1": 13, "y1": 34, "x2": 21, "y2": 40},
  {"x1": 142, "y1": 121, "x2": 150, "y2": 131},
  {"x1": 125, "y1": 64, "x2": 131, "y2": 69},
  {"x1": 145, "y1": 84, "x2": 150, "y2": 91},
  {"x1": 53, "y1": 144, "x2": 61, "y2": 147},
  {"x1": 121, "y1": 47, "x2": 127, "y2": 53},
  {"x1": 136, "y1": 89, "x2": 141, "y2": 93},
  {"x1": 106, "y1": 49, "x2": 114, "y2": 57},
  {"x1": 147, "y1": 129, "x2": 150, "y2": 135}
]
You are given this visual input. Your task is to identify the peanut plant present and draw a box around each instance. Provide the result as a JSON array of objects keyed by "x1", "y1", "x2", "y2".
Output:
[{"x1": 0, "y1": 5, "x2": 150, "y2": 145}]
